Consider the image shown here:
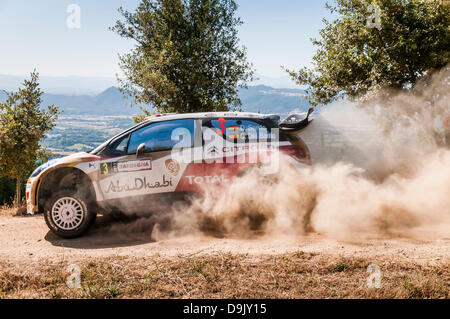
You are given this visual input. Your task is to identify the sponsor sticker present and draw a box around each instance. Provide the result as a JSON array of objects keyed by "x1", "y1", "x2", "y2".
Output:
[
  {"x1": 165, "y1": 159, "x2": 180, "y2": 176},
  {"x1": 186, "y1": 175, "x2": 228, "y2": 185},
  {"x1": 101, "y1": 159, "x2": 152, "y2": 175},
  {"x1": 104, "y1": 175, "x2": 172, "y2": 193}
]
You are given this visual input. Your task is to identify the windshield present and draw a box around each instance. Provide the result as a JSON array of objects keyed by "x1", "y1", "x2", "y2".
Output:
[{"x1": 90, "y1": 140, "x2": 110, "y2": 155}]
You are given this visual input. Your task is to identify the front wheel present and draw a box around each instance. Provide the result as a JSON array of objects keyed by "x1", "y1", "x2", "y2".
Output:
[{"x1": 44, "y1": 190, "x2": 96, "y2": 238}]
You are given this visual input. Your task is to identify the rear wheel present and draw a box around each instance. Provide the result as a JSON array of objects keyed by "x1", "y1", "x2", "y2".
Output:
[{"x1": 44, "y1": 189, "x2": 96, "y2": 238}]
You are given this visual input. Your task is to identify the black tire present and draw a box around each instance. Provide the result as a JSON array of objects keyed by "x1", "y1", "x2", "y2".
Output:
[{"x1": 44, "y1": 189, "x2": 97, "y2": 239}]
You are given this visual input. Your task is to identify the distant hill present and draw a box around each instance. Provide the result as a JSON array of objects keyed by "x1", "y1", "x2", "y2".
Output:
[
  {"x1": 0, "y1": 86, "x2": 137, "y2": 115},
  {"x1": 0, "y1": 73, "x2": 301, "y2": 94},
  {"x1": 239, "y1": 85, "x2": 310, "y2": 115},
  {"x1": 39, "y1": 86, "x2": 138, "y2": 115},
  {"x1": 0, "y1": 85, "x2": 311, "y2": 116},
  {"x1": 0, "y1": 74, "x2": 115, "y2": 95}
]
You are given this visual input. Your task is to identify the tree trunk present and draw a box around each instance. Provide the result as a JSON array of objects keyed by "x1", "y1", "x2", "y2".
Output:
[{"x1": 15, "y1": 175, "x2": 21, "y2": 208}]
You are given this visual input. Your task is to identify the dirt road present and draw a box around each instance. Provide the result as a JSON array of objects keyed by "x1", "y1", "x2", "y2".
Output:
[
  {"x1": 1, "y1": 214, "x2": 449, "y2": 262},
  {"x1": 0, "y1": 214, "x2": 449, "y2": 298}
]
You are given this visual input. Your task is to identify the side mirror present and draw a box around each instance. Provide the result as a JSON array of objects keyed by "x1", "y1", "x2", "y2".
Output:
[{"x1": 136, "y1": 143, "x2": 146, "y2": 158}]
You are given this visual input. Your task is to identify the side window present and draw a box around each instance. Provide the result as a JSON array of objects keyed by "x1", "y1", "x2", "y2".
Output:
[
  {"x1": 207, "y1": 119, "x2": 274, "y2": 143},
  {"x1": 106, "y1": 134, "x2": 130, "y2": 156},
  {"x1": 128, "y1": 119, "x2": 195, "y2": 154}
]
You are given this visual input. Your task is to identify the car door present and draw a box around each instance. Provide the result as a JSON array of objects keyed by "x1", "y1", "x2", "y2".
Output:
[{"x1": 98, "y1": 119, "x2": 195, "y2": 213}]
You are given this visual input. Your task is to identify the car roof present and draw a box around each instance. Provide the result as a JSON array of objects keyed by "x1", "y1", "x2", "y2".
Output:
[{"x1": 141, "y1": 112, "x2": 280, "y2": 124}]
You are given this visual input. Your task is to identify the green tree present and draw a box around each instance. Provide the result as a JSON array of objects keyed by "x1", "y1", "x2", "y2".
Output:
[
  {"x1": 112, "y1": 0, "x2": 254, "y2": 120},
  {"x1": 0, "y1": 177, "x2": 15, "y2": 206},
  {"x1": 0, "y1": 71, "x2": 59, "y2": 207},
  {"x1": 284, "y1": 0, "x2": 450, "y2": 106}
]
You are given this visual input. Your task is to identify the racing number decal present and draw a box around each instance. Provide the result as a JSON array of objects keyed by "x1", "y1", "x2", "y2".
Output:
[
  {"x1": 217, "y1": 118, "x2": 225, "y2": 135},
  {"x1": 102, "y1": 163, "x2": 109, "y2": 175}
]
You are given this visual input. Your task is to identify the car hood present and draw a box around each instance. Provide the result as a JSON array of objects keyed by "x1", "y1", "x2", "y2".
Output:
[
  {"x1": 30, "y1": 152, "x2": 101, "y2": 178},
  {"x1": 55, "y1": 152, "x2": 100, "y2": 165}
]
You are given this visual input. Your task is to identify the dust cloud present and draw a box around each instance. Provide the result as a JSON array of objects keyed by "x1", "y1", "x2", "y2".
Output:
[
  {"x1": 116, "y1": 66, "x2": 450, "y2": 242},
  {"x1": 159, "y1": 149, "x2": 449, "y2": 241}
]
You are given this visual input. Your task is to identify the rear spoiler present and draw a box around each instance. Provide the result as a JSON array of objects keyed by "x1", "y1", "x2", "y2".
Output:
[{"x1": 279, "y1": 108, "x2": 314, "y2": 133}]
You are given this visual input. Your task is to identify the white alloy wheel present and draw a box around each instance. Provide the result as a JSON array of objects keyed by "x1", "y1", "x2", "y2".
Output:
[{"x1": 51, "y1": 197, "x2": 85, "y2": 230}]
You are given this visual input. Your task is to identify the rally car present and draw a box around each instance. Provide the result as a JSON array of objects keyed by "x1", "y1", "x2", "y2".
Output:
[{"x1": 26, "y1": 110, "x2": 314, "y2": 238}]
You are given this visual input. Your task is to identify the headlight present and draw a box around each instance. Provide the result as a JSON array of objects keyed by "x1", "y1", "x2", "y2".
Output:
[{"x1": 30, "y1": 159, "x2": 58, "y2": 177}]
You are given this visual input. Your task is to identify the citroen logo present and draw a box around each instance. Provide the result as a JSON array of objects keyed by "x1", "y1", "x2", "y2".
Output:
[{"x1": 207, "y1": 146, "x2": 219, "y2": 156}]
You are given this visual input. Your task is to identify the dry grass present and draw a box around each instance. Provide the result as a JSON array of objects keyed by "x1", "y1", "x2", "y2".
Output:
[
  {"x1": 0, "y1": 252, "x2": 448, "y2": 299},
  {"x1": 0, "y1": 205, "x2": 26, "y2": 217}
]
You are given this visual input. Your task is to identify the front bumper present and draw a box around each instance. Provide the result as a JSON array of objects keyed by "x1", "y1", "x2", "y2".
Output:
[
  {"x1": 26, "y1": 203, "x2": 35, "y2": 215},
  {"x1": 26, "y1": 178, "x2": 38, "y2": 215}
]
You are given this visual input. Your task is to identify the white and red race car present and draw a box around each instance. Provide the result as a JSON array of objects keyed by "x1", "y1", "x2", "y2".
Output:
[{"x1": 26, "y1": 110, "x2": 314, "y2": 238}]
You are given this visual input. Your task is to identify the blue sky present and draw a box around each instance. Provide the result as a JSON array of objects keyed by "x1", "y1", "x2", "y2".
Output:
[{"x1": 0, "y1": 0, "x2": 331, "y2": 83}]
